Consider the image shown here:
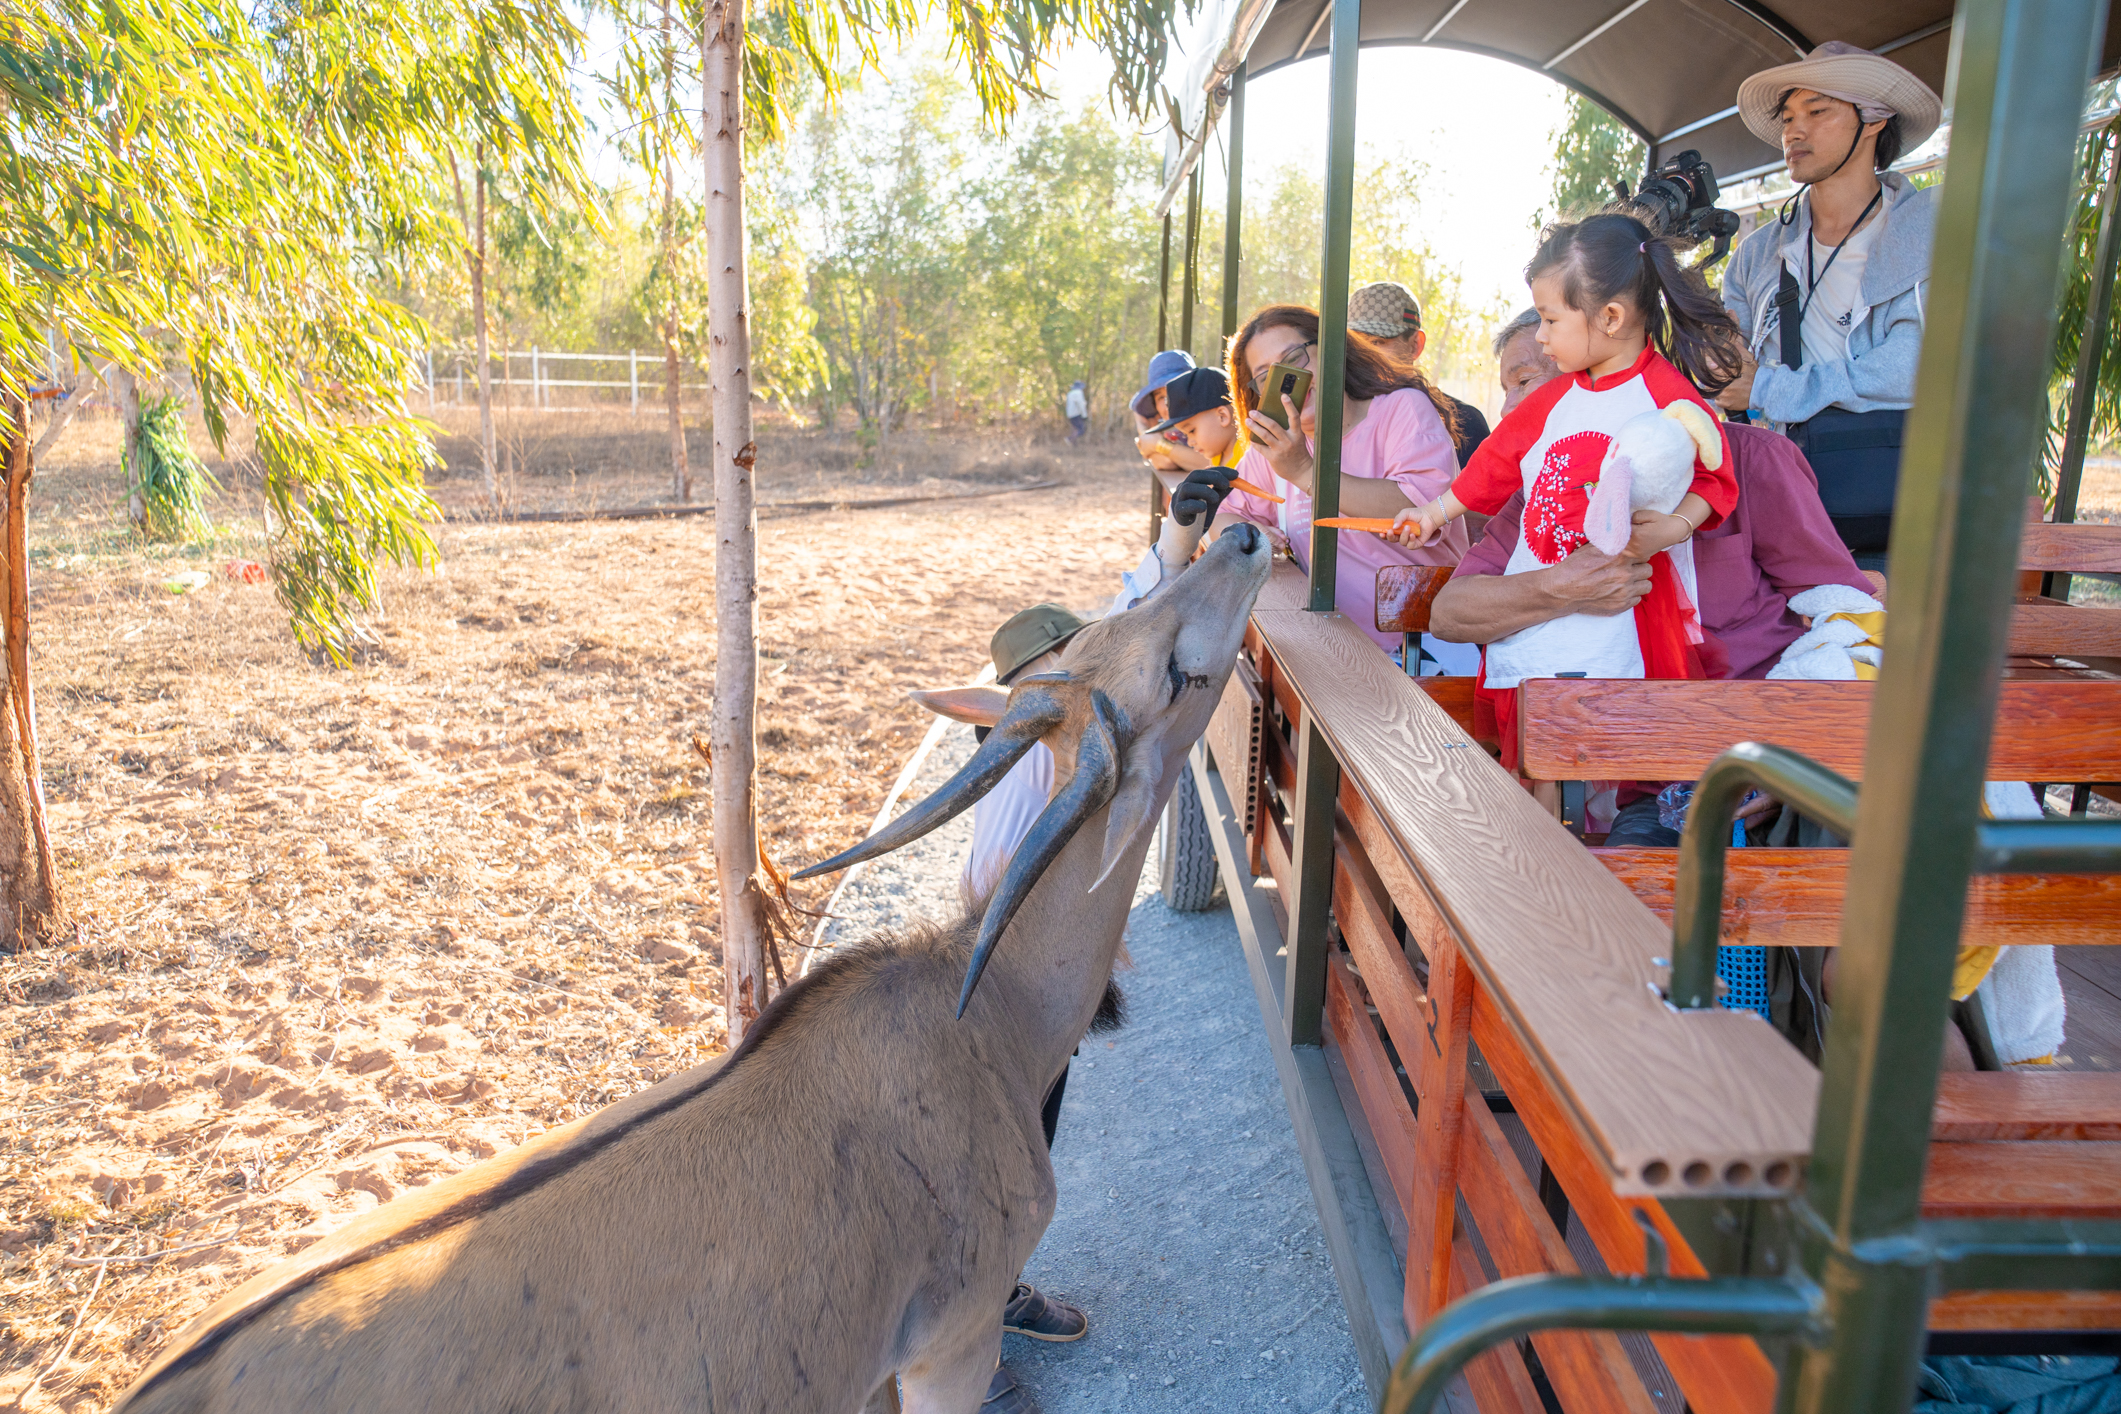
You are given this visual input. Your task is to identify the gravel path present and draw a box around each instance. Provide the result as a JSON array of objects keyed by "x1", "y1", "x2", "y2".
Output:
[{"x1": 816, "y1": 723, "x2": 1368, "y2": 1413}]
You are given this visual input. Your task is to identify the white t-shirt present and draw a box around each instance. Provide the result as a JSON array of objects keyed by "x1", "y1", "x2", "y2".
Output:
[
  {"x1": 1065, "y1": 387, "x2": 1088, "y2": 418},
  {"x1": 1794, "y1": 210, "x2": 1885, "y2": 371},
  {"x1": 964, "y1": 740, "x2": 1054, "y2": 903}
]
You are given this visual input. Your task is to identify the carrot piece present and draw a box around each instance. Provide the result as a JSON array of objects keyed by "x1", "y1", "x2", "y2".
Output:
[
  {"x1": 1230, "y1": 477, "x2": 1284, "y2": 504},
  {"x1": 1313, "y1": 516, "x2": 1404, "y2": 535}
]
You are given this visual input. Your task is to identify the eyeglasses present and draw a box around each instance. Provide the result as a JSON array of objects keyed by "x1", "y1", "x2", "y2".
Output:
[{"x1": 1247, "y1": 341, "x2": 1315, "y2": 400}]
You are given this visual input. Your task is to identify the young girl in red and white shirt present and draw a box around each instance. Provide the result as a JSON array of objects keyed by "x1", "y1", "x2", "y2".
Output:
[{"x1": 1394, "y1": 212, "x2": 1747, "y2": 766}]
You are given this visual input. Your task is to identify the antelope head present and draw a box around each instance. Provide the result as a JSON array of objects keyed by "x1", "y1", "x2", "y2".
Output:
[{"x1": 797, "y1": 522, "x2": 1273, "y2": 1015}]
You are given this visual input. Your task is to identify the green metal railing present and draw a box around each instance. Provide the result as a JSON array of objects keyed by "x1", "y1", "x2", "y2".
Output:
[{"x1": 1375, "y1": 3, "x2": 2121, "y2": 1411}]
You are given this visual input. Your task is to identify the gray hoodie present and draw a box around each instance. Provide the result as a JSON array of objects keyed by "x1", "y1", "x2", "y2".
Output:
[{"x1": 1721, "y1": 170, "x2": 1933, "y2": 426}]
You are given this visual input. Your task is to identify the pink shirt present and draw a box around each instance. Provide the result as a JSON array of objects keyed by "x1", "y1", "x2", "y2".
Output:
[{"x1": 1218, "y1": 387, "x2": 1469, "y2": 650}]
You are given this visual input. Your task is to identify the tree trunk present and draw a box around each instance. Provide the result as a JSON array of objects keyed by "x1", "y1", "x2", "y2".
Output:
[
  {"x1": 474, "y1": 156, "x2": 496, "y2": 510},
  {"x1": 0, "y1": 384, "x2": 62, "y2": 950},
  {"x1": 661, "y1": 0, "x2": 692, "y2": 502},
  {"x1": 704, "y1": 0, "x2": 770, "y2": 1043},
  {"x1": 113, "y1": 364, "x2": 144, "y2": 529}
]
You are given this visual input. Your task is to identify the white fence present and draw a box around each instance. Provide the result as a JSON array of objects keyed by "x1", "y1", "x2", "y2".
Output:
[{"x1": 426, "y1": 349, "x2": 712, "y2": 413}]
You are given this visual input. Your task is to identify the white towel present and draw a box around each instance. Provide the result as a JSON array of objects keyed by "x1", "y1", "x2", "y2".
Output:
[{"x1": 1975, "y1": 782, "x2": 2067, "y2": 1065}]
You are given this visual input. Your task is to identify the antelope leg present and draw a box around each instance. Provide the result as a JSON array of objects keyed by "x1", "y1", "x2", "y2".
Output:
[{"x1": 896, "y1": 1319, "x2": 1005, "y2": 1414}]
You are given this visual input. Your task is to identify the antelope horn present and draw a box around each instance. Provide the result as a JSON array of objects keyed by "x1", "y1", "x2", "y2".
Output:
[
  {"x1": 957, "y1": 689, "x2": 1125, "y2": 1017},
  {"x1": 792, "y1": 679, "x2": 1072, "y2": 881}
]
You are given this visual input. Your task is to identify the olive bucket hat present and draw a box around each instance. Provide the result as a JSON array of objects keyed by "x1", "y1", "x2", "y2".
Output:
[{"x1": 991, "y1": 604, "x2": 1091, "y2": 684}]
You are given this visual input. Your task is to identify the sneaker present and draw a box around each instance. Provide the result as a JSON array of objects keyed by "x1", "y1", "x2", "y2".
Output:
[
  {"x1": 1002, "y1": 1283, "x2": 1088, "y2": 1342},
  {"x1": 983, "y1": 1364, "x2": 1041, "y2": 1412}
]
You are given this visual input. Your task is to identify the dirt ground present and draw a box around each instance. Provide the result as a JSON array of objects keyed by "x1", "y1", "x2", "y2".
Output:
[{"x1": 0, "y1": 406, "x2": 1147, "y2": 1410}]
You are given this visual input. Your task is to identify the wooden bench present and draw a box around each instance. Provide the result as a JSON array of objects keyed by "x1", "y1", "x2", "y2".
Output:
[
  {"x1": 1515, "y1": 676, "x2": 2121, "y2": 947},
  {"x1": 1204, "y1": 566, "x2": 2121, "y2": 1413}
]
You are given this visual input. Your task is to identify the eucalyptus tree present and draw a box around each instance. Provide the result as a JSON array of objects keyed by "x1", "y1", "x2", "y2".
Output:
[
  {"x1": 0, "y1": 0, "x2": 588, "y2": 949},
  {"x1": 701, "y1": 0, "x2": 1195, "y2": 1041}
]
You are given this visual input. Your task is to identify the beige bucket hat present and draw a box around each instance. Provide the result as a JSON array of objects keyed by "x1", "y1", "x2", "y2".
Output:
[{"x1": 1737, "y1": 40, "x2": 1942, "y2": 153}]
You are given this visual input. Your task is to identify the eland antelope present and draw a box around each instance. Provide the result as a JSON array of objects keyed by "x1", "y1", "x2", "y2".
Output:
[{"x1": 113, "y1": 522, "x2": 1273, "y2": 1414}]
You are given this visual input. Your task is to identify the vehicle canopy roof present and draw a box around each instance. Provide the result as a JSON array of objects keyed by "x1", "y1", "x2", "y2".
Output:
[{"x1": 1239, "y1": 1, "x2": 2121, "y2": 183}]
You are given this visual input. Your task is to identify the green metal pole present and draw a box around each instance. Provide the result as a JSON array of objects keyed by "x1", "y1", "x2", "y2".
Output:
[
  {"x1": 1668, "y1": 744, "x2": 1857, "y2": 1011},
  {"x1": 1157, "y1": 211, "x2": 1173, "y2": 351},
  {"x1": 1309, "y1": 0, "x2": 1359, "y2": 613},
  {"x1": 2052, "y1": 122, "x2": 2121, "y2": 602},
  {"x1": 1284, "y1": 714, "x2": 1339, "y2": 1047},
  {"x1": 1222, "y1": 65, "x2": 1246, "y2": 345},
  {"x1": 1181, "y1": 163, "x2": 1202, "y2": 361},
  {"x1": 1786, "y1": 6, "x2": 2104, "y2": 1413}
]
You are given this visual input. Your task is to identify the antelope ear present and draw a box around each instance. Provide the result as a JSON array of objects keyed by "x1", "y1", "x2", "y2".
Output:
[
  {"x1": 1662, "y1": 401, "x2": 1724, "y2": 470},
  {"x1": 909, "y1": 685, "x2": 1009, "y2": 727},
  {"x1": 1088, "y1": 753, "x2": 1166, "y2": 893}
]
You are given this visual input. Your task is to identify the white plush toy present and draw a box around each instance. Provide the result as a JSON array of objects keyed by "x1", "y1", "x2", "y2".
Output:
[
  {"x1": 1582, "y1": 401, "x2": 1726, "y2": 555},
  {"x1": 1768, "y1": 584, "x2": 1887, "y2": 680}
]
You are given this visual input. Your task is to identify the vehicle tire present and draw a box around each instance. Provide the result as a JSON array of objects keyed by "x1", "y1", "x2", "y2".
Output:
[{"x1": 1159, "y1": 764, "x2": 1220, "y2": 912}]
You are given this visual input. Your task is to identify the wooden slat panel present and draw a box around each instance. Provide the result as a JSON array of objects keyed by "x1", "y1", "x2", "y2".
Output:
[
  {"x1": 1262, "y1": 810, "x2": 1295, "y2": 907},
  {"x1": 1931, "y1": 1290, "x2": 2121, "y2": 1330},
  {"x1": 1262, "y1": 717, "x2": 1295, "y2": 795},
  {"x1": 2012, "y1": 603, "x2": 2121, "y2": 657},
  {"x1": 1408, "y1": 933, "x2": 1475, "y2": 1330},
  {"x1": 1326, "y1": 951, "x2": 1419, "y2": 1225},
  {"x1": 1592, "y1": 849, "x2": 2121, "y2": 948},
  {"x1": 1414, "y1": 675, "x2": 1484, "y2": 740},
  {"x1": 1250, "y1": 607, "x2": 1817, "y2": 1196},
  {"x1": 1459, "y1": 1098, "x2": 1658, "y2": 1414},
  {"x1": 1448, "y1": 1221, "x2": 1546, "y2": 1413},
  {"x1": 1333, "y1": 844, "x2": 1432, "y2": 1101},
  {"x1": 1932, "y1": 1074, "x2": 2121, "y2": 1141},
  {"x1": 1472, "y1": 988, "x2": 1777, "y2": 1414},
  {"x1": 1519, "y1": 679, "x2": 2121, "y2": 783},
  {"x1": 2021, "y1": 521, "x2": 2121, "y2": 573},
  {"x1": 1206, "y1": 657, "x2": 1263, "y2": 834},
  {"x1": 1922, "y1": 1142, "x2": 2121, "y2": 1218},
  {"x1": 1376, "y1": 564, "x2": 1454, "y2": 634},
  {"x1": 1337, "y1": 773, "x2": 1455, "y2": 975}
]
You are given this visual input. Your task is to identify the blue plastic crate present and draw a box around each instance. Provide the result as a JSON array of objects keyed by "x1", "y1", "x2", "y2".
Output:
[{"x1": 1717, "y1": 944, "x2": 1771, "y2": 1020}]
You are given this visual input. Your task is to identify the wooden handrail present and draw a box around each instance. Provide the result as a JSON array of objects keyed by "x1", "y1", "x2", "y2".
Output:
[{"x1": 1245, "y1": 576, "x2": 1817, "y2": 1200}]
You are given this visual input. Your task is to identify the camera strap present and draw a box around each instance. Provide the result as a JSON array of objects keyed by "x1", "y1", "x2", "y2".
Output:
[
  {"x1": 1776, "y1": 265, "x2": 1805, "y2": 371},
  {"x1": 1776, "y1": 186, "x2": 1883, "y2": 373}
]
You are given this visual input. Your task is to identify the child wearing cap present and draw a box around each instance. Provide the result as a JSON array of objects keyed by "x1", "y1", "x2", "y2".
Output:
[{"x1": 1142, "y1": 367, "x2": 1240, "y2": 469}]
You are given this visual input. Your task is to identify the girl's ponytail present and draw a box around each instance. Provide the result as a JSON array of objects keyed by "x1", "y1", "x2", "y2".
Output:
[
  {"x1": 1642, "y1": 236, "x2": 1744, "y2": 394},
  {"x1": 1527, "y1": 213, "x2": 1745, "y2": 394}
]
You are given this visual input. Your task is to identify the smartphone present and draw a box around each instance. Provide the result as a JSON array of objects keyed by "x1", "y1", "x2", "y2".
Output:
[{"x1": 1254, "y1": 364, "x2": 1312, "y2": 430}]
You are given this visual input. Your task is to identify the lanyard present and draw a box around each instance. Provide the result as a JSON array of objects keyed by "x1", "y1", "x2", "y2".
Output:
[{"x1": 1800, "y1": 188, "x2": 1884, "y2": 326}]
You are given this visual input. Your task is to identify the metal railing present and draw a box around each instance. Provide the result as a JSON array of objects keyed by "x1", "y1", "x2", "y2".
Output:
[{"x1": 422, "y1": 348, "x2": 711, "y2": 413}]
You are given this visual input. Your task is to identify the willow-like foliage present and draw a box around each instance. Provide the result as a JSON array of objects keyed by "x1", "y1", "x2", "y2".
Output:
[{"x1": 2, "y1": 0, "x2": 591, "y2": 661}]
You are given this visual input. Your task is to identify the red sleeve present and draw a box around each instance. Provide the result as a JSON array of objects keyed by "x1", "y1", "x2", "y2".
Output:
[
  {"x1": 1447, "y1": 375, "x2": 1570, "y2": 515},
  {"x1": 1640, "y1": 353, "x2": 1737, "y2": 531}
]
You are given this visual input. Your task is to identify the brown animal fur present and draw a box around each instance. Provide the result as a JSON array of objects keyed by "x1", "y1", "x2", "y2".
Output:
[{"x1": 118, "y1": 916, "x2": 1057, "y2": 1414}]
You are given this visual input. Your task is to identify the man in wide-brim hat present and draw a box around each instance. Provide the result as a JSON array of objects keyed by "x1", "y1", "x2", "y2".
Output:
[{"x1": 1716, "y1": 41, "x2": 1944, "y2": 568}]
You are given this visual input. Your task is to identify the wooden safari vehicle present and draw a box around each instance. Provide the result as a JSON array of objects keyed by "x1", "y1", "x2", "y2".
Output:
[{"x1": 1146, "y1": 1, "x2": 2121, "y2": 1410}]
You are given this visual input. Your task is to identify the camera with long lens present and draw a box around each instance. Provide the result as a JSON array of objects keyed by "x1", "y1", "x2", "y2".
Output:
[{"x1": 1616, "y1": 148, "x2": 1744, "y2": 267}]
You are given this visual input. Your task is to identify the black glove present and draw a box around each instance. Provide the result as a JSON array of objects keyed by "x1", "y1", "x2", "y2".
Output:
[{"x1": 1169, "y1": 466, "x2": 1234, "y2": 526}]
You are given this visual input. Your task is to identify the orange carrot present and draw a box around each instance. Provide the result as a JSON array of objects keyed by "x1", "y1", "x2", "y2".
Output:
[
  {"x1": 1312, "y1": 516, "x2": 1404, "y2": 535},
  {"x1": 1230, "y1": 477, "x2": 1284, "y2": 504}
]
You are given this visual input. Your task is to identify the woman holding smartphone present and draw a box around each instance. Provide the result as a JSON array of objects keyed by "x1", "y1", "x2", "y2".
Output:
[{"x1": 1173, "y1": 305, "x2": 1473, "y2": 662}]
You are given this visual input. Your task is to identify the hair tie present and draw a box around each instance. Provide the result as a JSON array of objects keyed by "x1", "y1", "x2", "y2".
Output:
[{"x1": 1638, "y1": 241, "x2": 1648, "y2": 253}]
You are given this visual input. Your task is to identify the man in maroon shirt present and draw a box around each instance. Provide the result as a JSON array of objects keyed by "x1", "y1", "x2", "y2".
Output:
[{"x1": 1431, "y1": 312, "x2": 1873, "y2": 843}]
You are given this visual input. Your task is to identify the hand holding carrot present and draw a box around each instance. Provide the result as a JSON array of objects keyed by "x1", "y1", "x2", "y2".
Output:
[{"x1": 1391, "y1": 493, "x2": 1464, "y2": 549}]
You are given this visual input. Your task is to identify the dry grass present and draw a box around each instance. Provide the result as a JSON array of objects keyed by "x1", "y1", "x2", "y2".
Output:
[{"x1": 0, "y1": 413, "x2": 1146, "y2": 1411}]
